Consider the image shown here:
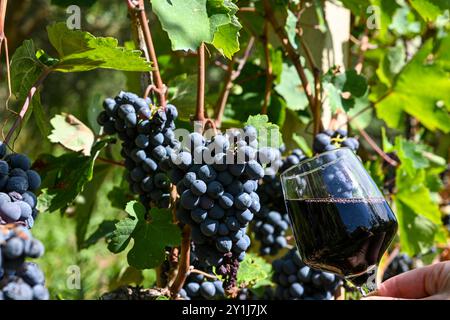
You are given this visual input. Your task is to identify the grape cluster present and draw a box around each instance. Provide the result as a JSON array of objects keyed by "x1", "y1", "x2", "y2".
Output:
[
  {"x1": 313, "y1": 129, "x2": 359, "y2": 154},
  {"x1": 170, "y1": 126, "x2": 267, "y2": 268},
  {"x1": 0, "y1": 150, "x2": 40, "y2": 228},
  {"x1": 252, "y1": 209, "x2": 290, "y2": 256},
  {"x1": 179, "y1": 271, "x2": 225, "y2": 300},
  {"x1": 272, "y1": 249, "x2": 341, "y2": 300},
  {"x1": 252, "y1": 149, "x2": 306, "y2": 256},
  {"x1": 97, "y1": 92, "x2": 179, "y2": 208},
  {"x1": 0, "y1": 225, "x2": 48, "y2": 300},
  {"x1": 382, "y1": 253, "x2": 413, "y2": 281}
]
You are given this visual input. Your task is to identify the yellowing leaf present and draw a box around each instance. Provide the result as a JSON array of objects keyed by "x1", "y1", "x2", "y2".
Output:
[{"x1": 48, "y1": 114, "x2": 95, "y2": 156}]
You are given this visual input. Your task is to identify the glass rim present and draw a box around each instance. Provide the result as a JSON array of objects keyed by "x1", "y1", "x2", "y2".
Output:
[{"x1": 281, "y1": 147, "x2": 354, "y2": 180}]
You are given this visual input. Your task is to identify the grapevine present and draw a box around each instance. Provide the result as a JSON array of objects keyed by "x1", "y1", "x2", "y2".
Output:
[{"x1": 97, "y1": 92, "x2": 178, "y2": 209}]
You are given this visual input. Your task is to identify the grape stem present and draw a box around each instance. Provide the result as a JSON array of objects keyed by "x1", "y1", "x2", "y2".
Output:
[
  {"x1": 204, "y1": 119, "x2": 218, "y2": 135},
  {"x1": 357, "y1": 127, "x2": 399, "y2": 167},
  {"x1": 214, "y1": 37, "x2": 255, "y2": 127},
  {"x1": 127, "y1": 0, "x2": 166, "y2": 107},
  {"x1": 262, "y1": 0, "x2": 319, "y2": 133},
  {"x1": 4, "y1": 67, "x2": 51, "y2": 145},
  {"x1": 189, "y1": 267, "x2": 218, "y2": 280},
  {"x1": 97, "y1": 157, "x2": 125, "y2": 167},
  {"x1": 169, "y1": 183, "x2": 177, "y2": 214},
  {"x1": 170, "y1": 225, "x2": 191, "y2": 298},
  {"x1": 261, "y1": 21, "x2": 272, "y2": 115}
]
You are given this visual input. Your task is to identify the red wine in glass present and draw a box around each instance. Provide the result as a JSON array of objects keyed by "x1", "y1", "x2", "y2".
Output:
[{"x1": 281, "y1": 148, "x2": 398, "y2": 294}]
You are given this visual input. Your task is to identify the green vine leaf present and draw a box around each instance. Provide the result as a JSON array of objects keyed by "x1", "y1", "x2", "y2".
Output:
[
  {"x1": 167, "y1": 74, "x2": 199, "y2": 121},
  {"x1": 47, "y1": 23, "x2": 152, "y2": 72},
  {"x1": 107, "y1": 201, "x2": 181, "y2": 270},
  {"x1": 36, "y1": 141, "x2": 108, "y2": 213},
  {"x1": 376, "y1": 42, "x2": 406, "y2": 86},
  {"x1": 394, "y1": 199, "x2": 438, "y2": 256},
  {"x1": 10, "y1": 40, "x2": 50, "y2": 137},
  {"x1": 10, "y1": 40, "x2": 44, "y2": 98},
  {"x1": 275, "y1": 62, "x2": 313, "y2": 111},
  {"x1": 212, "y1": 22, "x2": 241, "y2": 59},
  {"x1": 245, "y1": 114, "x2": 283, "y2": 148},
  {"x1": 75, "y1": 164, "x2": 111, "y2": 250},
  {"x1": 108, "y1": 216, "x2": 138, "y2": 254},
  {"x1": 83, "y1": 219, "x2": 119, "y2": 249},
  {"x1": 323, "y1": 69, "x2": 369, "y2": 114},
  {"x1": 409, "y1": 0, "x2": 449, "y2": 21},
  {"x1": 333, "y1": 69, "x2": 368, "y2": 98},
  {"x1": 388, "y1": 136, "x2": 446, "y2": 256},
  {"x1": 339, "y1": 0, "x2": 371, "y2": 15},
  {"x1": 376, "y1": 40, "x2": 450, "y2": 132},
  {"x1": 237, "y1": 253, "x2": 272, "y2": 288},
  {"x1": 151, "y1": 0, "x2": 241, "y2": 58}
]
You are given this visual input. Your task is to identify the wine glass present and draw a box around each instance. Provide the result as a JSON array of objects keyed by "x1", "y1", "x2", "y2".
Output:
[{"x1": 280, "y1": 148, "x2": 398, "y2": 295}]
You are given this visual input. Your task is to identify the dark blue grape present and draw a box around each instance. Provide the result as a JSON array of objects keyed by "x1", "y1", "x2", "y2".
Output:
[
  {"x1": 208, "y1": 205, "x2": 225, "y2": 219},
  {"x1": 218, "y1": 193, "x2": 234, "y2": 209},
  {"x1": 32, "y1": 284, "x2": 50, "y2": 300},
  {"x1": 0, "y1": 142, "x2": 7, "y2": 159},
  {"x1": 200, "y1": 219, "x2": 219, "y2": 236},
  {"x1": 0, "y1": 160, "x2": 9, "y2": 175},
  {"x1": 2, "y1": 280, "x2": 33, "y2": 300},
  {"x1": 26, "y1": 170, "x2": 41, "y2": 191},
  {"x1": 206, "y1": 181, "x2": 223, "y2": 199},
  {"x1": 0, "y1": 202, "x2": 21, "y2": 223},
  {"x1": 6, "y1": 154, "x2": 31, "y2": 171},
  {"x1": 17, "y1": 262, "x2": 45, "y2": 286},
  {"x1": 191, "y1": 208, "x2": 208, "y2": 223},
  {"x1": 236, "y1": 209, "x2": 253, "y2": 224},
  {"x1": 191, "y1": 180, "x2": 207, "y2": 196},
  {"x1": 185, "y1": 282, "x2": 200, "y2": 297}
]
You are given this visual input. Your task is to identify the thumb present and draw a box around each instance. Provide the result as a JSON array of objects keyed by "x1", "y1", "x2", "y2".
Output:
[{"x1": 372, "y1": 262, "x2": 450, "y2": 299}]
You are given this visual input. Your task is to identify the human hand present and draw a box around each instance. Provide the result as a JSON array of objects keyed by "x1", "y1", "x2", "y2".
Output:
[{"x1": 363, "y1": 261, "x2": 450, "y2": 300}]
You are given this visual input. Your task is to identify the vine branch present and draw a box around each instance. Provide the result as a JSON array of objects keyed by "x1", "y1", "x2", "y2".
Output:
[
  {"x1": 261, "y1": 21, "x2": 272, "y2": 115},
  {"x1": 214, "y1": 37, "x2": 255, "y2": 127},
  {"x1": 357, "y1": 127, "x2": 399, "y2": 167},
  {"x1": 262, "y1": 0, "x2": 319, "y2": 133},
  {"x1": 97, "y1": 157, "x2": 126, "y2": 167},
  {"x1": 313, "y1": 68, "x2": 321, "y2": 135},
  {"x1": 4, "y1": 68, "x2": 51, "y2": 145},
  {"x1": 214, "y1": 58, "x2": 235, "y2": 126},
  {"x1": 128, "y1": 0, "x2": 166, "y2": 106},
  {"x1": 195, "y1": 43, "x2": 206, "y2": 123}
]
